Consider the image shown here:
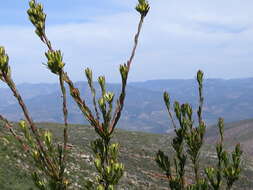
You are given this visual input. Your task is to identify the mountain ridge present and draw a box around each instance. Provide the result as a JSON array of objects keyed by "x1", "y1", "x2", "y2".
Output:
[{"x1": 1, "y1": 78, "x2": 253, "y2": 133}]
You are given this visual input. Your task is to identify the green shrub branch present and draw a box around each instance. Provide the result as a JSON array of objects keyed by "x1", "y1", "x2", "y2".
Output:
[{"x1": 156, "y1": 71, "x2": 243, "y2": 190}]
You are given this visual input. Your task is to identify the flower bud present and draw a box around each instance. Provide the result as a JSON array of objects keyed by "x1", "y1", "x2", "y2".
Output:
[
  {"x1": 106, "y1": 166, "x2": 111, "y2": 175},
  {"x1": 0, "y1": 46, "x2": 9, "y2": 73},
  {"x1": 27, "y1": 0, "x2": 46, "y2": 37},
  {"x1": 104, "y1": 92, "x2": 115, "y2": 104},
  {"x1": 98, "y1": 76, "x2": 105, "y2": 88},
  {"x1": 174, "y1": 101, "x2": 181, "y2": 120},
  {"x1": 205, "y1": 167, "x2": 215, "y2": 179},
  {"x1": 136, "y1": 0, "x2": 150, "y2": 17},
  {"x1": 163, "y1": 92, "x2": 170, "y2": 106},
  {"x1": 45, "y1": 50, "x2": 65, "y2": 74},
  {"x1": 119, "y1": 64, "x2": 129, "y2": 82},
  {"x1": 94, "y1": 158, "x2": 102, "y2": 172},
  {"x1": 186, "y1": 104, "x2": 192, "y2": 119},
  {"x1": 63, "y1": 179, "x2": 69, "y2": 186},
  {"x1": 85, "y1": 68, "x2": 93, "y2": 83},
  {"x1": 19, "y1": 120, "x2": 27, "y2": 130},
  {"x1": 33, "y1": 150, "x2": 39, "y2": 160},
  {"x1": 110, "y1": 143, "x2": 119, "y2": 151},
  {"x1": 38, "y1": 181, "x2": 45, "y2": 187},
  {"x1": 235, "y1": 143, "x2": 242, "y2": 156},
  {"x1": 37, "y1": 3, "x2": 43, "y2": 11},
  {"x1": 109, "y1": 143, "x2": 119, "y2": 158},
  {"x1": 98, "y1": 97, "x2": 105, "y2": 108},
  {"x1": 197, "y1": 70, "x2": 204, "y2": 85},
  {"x1": 44, "y1": 130, "x2": 52, "y2": 144},
  {"x1": 97, "y1": 185, "x2": 105, "y2": 190},
  {"x1": 29, "y1": 0, "x2": 35, "y2": 7},
  {"x1": 218, "y1": 117, "x2": 224, "y2": 141}
]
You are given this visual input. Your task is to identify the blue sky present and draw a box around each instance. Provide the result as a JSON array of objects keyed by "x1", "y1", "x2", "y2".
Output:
[{"x1": 0, "y1": 0, "x2": 253, "y2": 84}]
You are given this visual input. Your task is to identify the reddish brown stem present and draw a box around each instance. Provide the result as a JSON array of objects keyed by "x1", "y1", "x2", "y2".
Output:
[
  {"x1": 109, "y1": 16, "x2": 145, "y2": 134},
  {"x1": 59, "y1": 71, "x2": 69, "y2": 181},
  {"x1": 2, "y1": 73, "x2": 58, "y2": 177},
  {"x1": 63, "y1": 72, "x2": 102, "y2": 131}
]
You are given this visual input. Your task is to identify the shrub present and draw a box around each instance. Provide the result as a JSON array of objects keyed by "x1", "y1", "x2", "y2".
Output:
[
  {"x1": 155, "y1": 71, "x2": 243, "y2": 190},
  {"x1": 0, "y1": 0, "x2": 149, "y2": 189}
]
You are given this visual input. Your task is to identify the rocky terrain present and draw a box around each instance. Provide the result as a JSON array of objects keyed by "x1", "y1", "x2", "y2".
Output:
[{"x1": 0, "y1": 119, "x2": 253, "y2": 189}]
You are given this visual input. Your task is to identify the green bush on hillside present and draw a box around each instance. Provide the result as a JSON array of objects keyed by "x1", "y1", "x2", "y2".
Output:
[{"x1": 156, "y1": 71, "x2": 242, "y2": 190}]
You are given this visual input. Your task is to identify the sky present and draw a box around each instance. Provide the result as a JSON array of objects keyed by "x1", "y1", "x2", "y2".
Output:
[{"x1": 0, "y1": 0, "x2": 253, "y2": 84}]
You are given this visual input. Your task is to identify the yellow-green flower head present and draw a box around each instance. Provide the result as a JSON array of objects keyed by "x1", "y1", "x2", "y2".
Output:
[
  {"x1": 197, "y1": 70, "x2": 204, "y2": 85},
  {"x1": 45, "y1": 50, "x2": 65, "y2": 74},
  {"x1": 44, "y1": 130, "x2": 52, "y2": 144},
  {"x1": 110, "y1": 143, "x2": 119, "y2": 150},
  {"x1": 19, "y1": 120, "x2": 27, "y2": 130},
  {"x1": 106, "y1": 166, "x2": 111, "y2": 175},
  {"x1": 119, "y1": 64, "x2": 129, "y2": 82},
  {"x1": 63, "y1": 179, "x2": 70, "y2": 186},
  {"x1": 163, "y1": 92, "x2": 170, "y2": 106},
  {"x1": 98, "y1": 97, "x2": 105, "y2": 108},
  {"x1": 97, "y1": 185, "x2": 105, "y2": 190},
  {"x1": 27, "y1": 0, "x2": 46, "y2": 31},
  {"x1": 136, "y1": 0, "x2": 150, "y2": 17},
  {"x1": 113, "y1": 163, "x2": 124, "y2": 171},
  {"x1": 104, "y1": 92, "x2": 115, "y2": 104},
  {"x1": 85, "y1": 68, "x2": 93, "y2": 82},
  {"x1": 94, "y1": 158, "x2": 102, "y2": 172},
  {"x1": 98, "y1": 76, "x2": 105, "y2": 88},
  {"x1": 38, "y1": 181, "x2": 45, "y2": 186},
  {"x1": 0, "y1": 46, "x2": 9, "y2": 72},
  {"x1": 33, "y1": 150, "x2": 39, "y2": 159}
]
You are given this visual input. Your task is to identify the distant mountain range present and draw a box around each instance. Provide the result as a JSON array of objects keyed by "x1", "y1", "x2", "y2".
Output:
[{"x1": 1, "y1": 78, "x2": 253, "y2": 133}]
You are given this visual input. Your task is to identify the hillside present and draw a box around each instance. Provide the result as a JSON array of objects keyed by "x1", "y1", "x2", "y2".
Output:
[
  {"x1": 205, "y1": 119, "x2": 253, "y2": 156},
  {"x1": 0, "y1": 119, "x2": 253, "y2": 189},
  {"x1": 1, "y1": 78, "x2": 253, "y2": 133}
]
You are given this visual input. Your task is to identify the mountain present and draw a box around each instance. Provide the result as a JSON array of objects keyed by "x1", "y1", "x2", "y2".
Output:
[
  {"x1": 0, "y1": 78, "x2": 253, "y2": 133},
  {"x1": 0, "y1": 119, "x2": 253, "y2": 189}
]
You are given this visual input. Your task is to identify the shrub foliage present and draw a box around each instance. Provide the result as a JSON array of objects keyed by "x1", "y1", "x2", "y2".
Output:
[{"x1": 155, "y1": 71, "x2": 242, "y2": 190}]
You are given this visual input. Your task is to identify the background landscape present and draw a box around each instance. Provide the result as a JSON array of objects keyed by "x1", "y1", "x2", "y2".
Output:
[
  {"x1": 1, "y1": 78, "x2": 253, "y2": 133},
  {"x1": 1, "y1": 77, "x2": 253, "y2": 189}
]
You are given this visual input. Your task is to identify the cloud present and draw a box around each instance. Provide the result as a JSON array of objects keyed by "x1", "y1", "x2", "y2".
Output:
[{"x1": 0, "y1": 0, "x2": 253, "y2": 84}]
